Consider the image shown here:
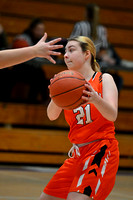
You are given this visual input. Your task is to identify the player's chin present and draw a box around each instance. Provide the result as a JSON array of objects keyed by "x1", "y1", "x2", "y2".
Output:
[
  {"x1": 67, "y1": 65, "x2": 77, "y2": 71},
  {"x1": 66, "y1": 63, "x2": 72, "y2": 68}
]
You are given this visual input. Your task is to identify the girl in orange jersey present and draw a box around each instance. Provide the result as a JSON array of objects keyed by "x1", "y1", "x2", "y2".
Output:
[{"x1": 40, "y1": 36, "x2": 119, "y2": 200}]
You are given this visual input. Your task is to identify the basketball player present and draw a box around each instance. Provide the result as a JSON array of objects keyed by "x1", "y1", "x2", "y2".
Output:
[
  {"x1": 40, "y1": 36, "x2": 119, "y2": 200},
  {"x1": 0, "y1": 33, "x2": 63, "y2": 69}
]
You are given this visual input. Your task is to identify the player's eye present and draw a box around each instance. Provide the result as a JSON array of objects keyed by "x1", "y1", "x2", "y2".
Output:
[{"x1": 69, "y1": 48, "x2": 74, "y2": 52}]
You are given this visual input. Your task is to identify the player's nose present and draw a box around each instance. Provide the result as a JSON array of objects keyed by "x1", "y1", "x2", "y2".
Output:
[{"x1": 64, "y1": 52, "x2": 68, "y2": 59}]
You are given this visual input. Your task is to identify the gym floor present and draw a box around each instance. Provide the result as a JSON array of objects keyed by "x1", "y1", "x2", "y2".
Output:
[{"x1": 0, "y1": 166, "x2": 132, "y2": 200}]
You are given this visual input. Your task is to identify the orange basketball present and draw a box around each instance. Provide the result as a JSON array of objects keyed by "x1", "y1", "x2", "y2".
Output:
[{"x1": 49, "y1": 70, "x2": 86, "y2": 110}]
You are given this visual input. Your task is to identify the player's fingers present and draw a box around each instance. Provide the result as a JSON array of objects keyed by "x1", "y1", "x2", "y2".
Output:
[
  {"x1": 40, "y1": 32, "x2": 47, "y2": 42},
  {"x1": 49, "y1": 78, "x2": 53, "y2": 84},
  {"x1": 47, "y1": 56, "x2": 56, "y2": 64},
  {"x1": 81, "y1": 96, "x2": 89, "y2": 102},
  {"x1": 49, "y1": 44, "x2": 63, "y2": 50},
  {"x1": 84, "y1": 83, "x2": 93, "y2": 92},
  {"x1": 83, "y1": 89, "x2": 90, "y2": 97},
  {"x1": 49, "y1": 51, "x2": 61, "y2": 56},
  {"x1": 49, "y1": 37, "x2": 62, "y2": 45}
]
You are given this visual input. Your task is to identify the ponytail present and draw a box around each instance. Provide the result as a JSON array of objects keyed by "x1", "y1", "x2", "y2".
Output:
[{"x1": 91, "y1": 55, "x2": 101, "y2": 72}]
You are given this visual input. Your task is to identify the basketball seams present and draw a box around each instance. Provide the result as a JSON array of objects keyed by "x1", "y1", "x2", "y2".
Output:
[
  {"x1": 51, "y1": 84, "x2": 85, "y2": 98},
  {"x1": 61, "y1": 96, "x2": 83, "y2": 109},
  {"x1": 50, "y1": 76, "x2": 85, "y2": 86}
]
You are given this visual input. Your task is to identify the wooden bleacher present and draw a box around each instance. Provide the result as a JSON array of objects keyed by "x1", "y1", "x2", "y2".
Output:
[
  {"x1": 0, "y1": 127, "x2": 132, "y2": 167},
  {"x1": 0, "y1": 0, "x2": 133, "y2": 60},
  {"x1": 0, "y1": 0, "x2": 133, "y2": 168},
  {"x1": 0, "y1": 128, "x2": 71, "y2": 165}
]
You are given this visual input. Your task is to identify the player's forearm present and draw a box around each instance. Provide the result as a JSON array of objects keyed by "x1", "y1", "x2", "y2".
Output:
[
  {"x1": 47, "y1": 100, "x2": 62, "y2": 121},
  {"x1": 94, "y1": 96, "x2": 118, "y2": 122},
  {"x1": 0, "y1": 46, "x2": 36, "y2": 69}
]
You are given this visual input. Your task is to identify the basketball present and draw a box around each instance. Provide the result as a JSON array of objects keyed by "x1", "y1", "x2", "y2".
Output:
[{"x1": 49, "y1": 70, "x2": 86, "y2": 110}]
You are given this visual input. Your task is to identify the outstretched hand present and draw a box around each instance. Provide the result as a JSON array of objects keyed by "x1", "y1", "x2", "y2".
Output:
[{"x1": 34, "y1": 32, "x2": 63, "y2": 64}]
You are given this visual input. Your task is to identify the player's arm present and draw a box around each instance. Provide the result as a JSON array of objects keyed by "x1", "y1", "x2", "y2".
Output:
[
  {"x1": 82, "y1": 73, "x2": 118, "y2": 121},
  {"x1": 0, "y1": 33, "x2": 63, "y2": 69},
  {"x1": 95, "y1": 73, "x2": 118, "y2": 121},
  {"x1": 47, "y1": 99, "x2": 62, "y2": 121}
]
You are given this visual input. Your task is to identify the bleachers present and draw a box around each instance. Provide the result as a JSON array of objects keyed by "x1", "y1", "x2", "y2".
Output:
[
  {"x1": 0, "y1": 0, "x2": 133, "y2": 60},
  {"x1": 0, "y1": 0, "x2": 133, "y2": 168}
]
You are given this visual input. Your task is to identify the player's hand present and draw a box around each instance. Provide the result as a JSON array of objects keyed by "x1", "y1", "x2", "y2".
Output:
[
  {"x1": 82, "y1": 82, "x2": 99, "y2": 104},
  {"x1": 48, "y1": 74, "x2": 57, "y2": 97},
  {"x1": 49, "y1": 74, "x2": 57, "y2": 85},
  {"x1": 34, "y1": 32, "x2": 63, "y2": 64}
]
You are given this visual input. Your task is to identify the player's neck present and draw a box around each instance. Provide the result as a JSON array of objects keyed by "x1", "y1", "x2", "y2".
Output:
[{"x1": 78, "y1": 65, "x2": 94, "y2": 81}]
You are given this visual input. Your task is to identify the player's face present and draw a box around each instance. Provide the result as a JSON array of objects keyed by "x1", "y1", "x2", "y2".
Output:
[{"x1": 64, "y1": 41, "x2": 86, "y2": 70}]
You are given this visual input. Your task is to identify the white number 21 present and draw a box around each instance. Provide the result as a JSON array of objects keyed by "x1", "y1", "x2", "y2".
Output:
[{"x1": 73, "y1": 105, "x2": 92, "y2": 125}]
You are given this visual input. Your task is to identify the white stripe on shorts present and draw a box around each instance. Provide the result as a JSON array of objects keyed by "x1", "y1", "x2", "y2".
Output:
[
  {"x1": 77, "y1": 174, "x2": 85, "y2": 187},
  {"x1": 83, "y1": 158, "x2": 91, "y2": 171},
  {"x1": 95, "y1": 179, "x2": 101, "y2": 195}
]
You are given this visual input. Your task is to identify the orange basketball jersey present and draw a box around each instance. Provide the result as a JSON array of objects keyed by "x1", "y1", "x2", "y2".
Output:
[{"x1": 64, "y1": 72, "x2": 116, "y2": 144}]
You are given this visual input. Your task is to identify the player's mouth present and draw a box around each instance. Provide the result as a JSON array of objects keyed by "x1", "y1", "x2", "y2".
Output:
[{"x1": 66, "y1": 60, "x2": 72, "y2": 64}]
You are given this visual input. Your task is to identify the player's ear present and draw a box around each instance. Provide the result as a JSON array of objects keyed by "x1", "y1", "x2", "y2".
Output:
[{"x1": 85, "y1": 50, "x2": 91, "y2": 60}]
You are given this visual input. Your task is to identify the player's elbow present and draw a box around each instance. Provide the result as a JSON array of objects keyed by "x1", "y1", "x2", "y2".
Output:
[
  {"x1": 108, "y1": 116, "x2": 117, "y2": 122},
  {"x1": 107, "y1": 111, "x2": 118, "y2": 122},
  {"x1": 47, "y1": 109, "x2": 61, "y2": 121},
  {"x1": 47, "y1": 112, "x2": 57, "y2": 121},
  {"x1": 48, "y1": 116, "x2": 57, "y2": 121}
]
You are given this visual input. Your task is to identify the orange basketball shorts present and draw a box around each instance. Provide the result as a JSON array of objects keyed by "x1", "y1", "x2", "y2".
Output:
[{"x1": 44, "y1": 139, "x2": 119, "y2": 200}]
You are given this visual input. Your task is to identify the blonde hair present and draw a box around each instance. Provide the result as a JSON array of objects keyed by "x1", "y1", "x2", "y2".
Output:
[{"x1": 68, "y1": 36, "x2": 100, "y2": 72}]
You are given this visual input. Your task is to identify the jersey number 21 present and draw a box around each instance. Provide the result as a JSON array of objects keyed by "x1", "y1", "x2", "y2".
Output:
[{"x1": 73, "y1": 105, "x2": 92, "y2": 125}]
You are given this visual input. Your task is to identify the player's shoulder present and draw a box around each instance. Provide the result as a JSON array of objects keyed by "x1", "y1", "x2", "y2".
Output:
[
  {"x1": 102, "y1": 72, "x2": 113, "y2": 78},
  {"x1": 102, "y1": 73, "x2": 115, "y2": 84},
  {"x1": 92, "y1": 72, "x2": 113, "y2": 84}
]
